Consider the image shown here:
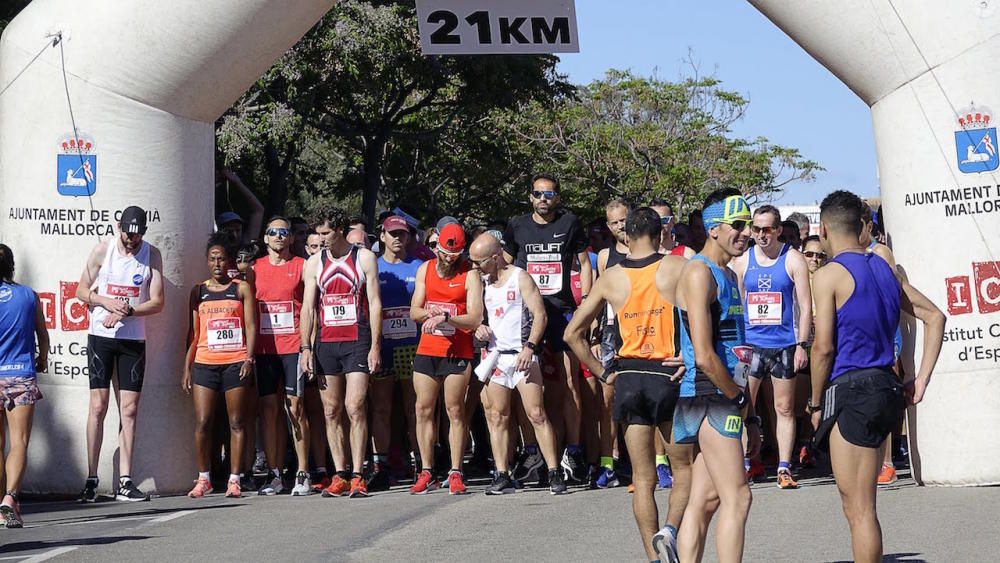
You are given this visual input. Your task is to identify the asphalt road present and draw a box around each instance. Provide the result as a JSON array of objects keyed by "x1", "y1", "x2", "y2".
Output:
[{"x1": 0, "y1": 469, "x2": 995, "y2": 562}]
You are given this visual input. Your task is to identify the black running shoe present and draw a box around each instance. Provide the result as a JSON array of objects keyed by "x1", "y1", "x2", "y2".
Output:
[
  {"x1": 115, "y1": 478, "x2": 150, "y2": 502},
  {"x1": 511, "y1": 450, "x2": 544, "y2": 484},
  {"x1": 1, "y1": 504, "x2": 22, "y2": 529},
  {"x1": 560, "y1": 450, "x2": 587, "y2": 483},
  {"x1": 549, "y1": 469, "x2": 567, "y2": 495},
  {"x1": 486, "y1": 472, "x2": 516, "y2": 495},
  {"x1": 367, "y1": 463, "x2": 391, "y2": 492},
  {"x1": 80, "y1": 478, "x2": 98, "y2": 503}
]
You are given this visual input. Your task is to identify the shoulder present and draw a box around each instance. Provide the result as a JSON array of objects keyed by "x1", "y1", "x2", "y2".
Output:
[{"x1": 415, "y1": 261, "x2": 429, "y2": 277}]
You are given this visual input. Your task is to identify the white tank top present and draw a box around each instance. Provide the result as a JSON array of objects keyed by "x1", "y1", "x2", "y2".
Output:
[
  {"x1": 89, "y1": 240, "x2": 152, "y2": 340},
  {"x1": 484, "y1": 267, "x2": 532, "y2": 352}
]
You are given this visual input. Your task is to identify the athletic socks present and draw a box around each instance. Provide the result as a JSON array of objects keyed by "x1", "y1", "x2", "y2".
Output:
[
  {"x1": 198, "y1": 471, "x2": 210, "y2": 481},
  {"x1": 271, "y1": 468, "x2": 282, "y2": 478},
  {"x1": 228, "y1": 473, "x2": 240, "y2": 482},
  {"x1": 655, "y1": 454, "x2": 669, "y2": 466},
  {"x1": 566, "y1": 444, "x2": 582, "y2": 455},
  {"x1": 524, "y1": 444, "x2": 539, "y2": 455},
  {"x1": 778, "y1": 461, "x2": 791, "y2": 473},
  {"x1": 744, "y1": 457, "x2": 751, "y2": 472},
  {"x1": 600, "y1": 456, "x2": 615, "y2": 470}
]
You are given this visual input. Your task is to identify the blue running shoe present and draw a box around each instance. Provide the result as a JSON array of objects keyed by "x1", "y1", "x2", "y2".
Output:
[
  {"x1": 657, "y1": 464, "x2": 673, "y2": 489},
  {"x1": 596, "y1": 468, "x2": 619, "y2": 489}
]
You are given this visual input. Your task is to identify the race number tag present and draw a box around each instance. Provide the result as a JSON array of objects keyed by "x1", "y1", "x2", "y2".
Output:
[
  {"x1": 105, "y1": 284, "x2": 140, "y2": 307},
  {"x1": 207, "y1": 318, "x2": 245, "y2": 352},
  {"x1": 322, "y1": 294, "x2": 358, "y2": 327},
  {"x1": 527, "y1": 254, "x2": 563, "y2": 295},
  {"x1": 425, "y1": 301, "x2": 457, "y2": 336},
  {"x1": 732, "y1": 345, "x2": 753, "y2": 389},
  {"x1": 259, "y1": 301, "x2": 295, "y2": 335},
  {"x1": 747, "y1": 292, "x2": 782, "y2": 325},
  {"x1": 383, "y1": 306, "x2": 417, "y2": 340}
]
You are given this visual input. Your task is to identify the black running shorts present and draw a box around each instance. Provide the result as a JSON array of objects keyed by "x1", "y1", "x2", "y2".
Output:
[
  {"x1": 192, "y1": 362, "x2": 247, "y2": 393},
  {"x1": 256, "y1": 353, "x2": 303, "y2": 397},
  {"x1": 814, "y1": 368, "x2": 905, "y2": 451},
  {"x1": 541, "y1": 302, "x2": 572, "y2": 354},
  {"x1": 748, "y1": 344, "x2": 796, "y2": 380},
  {"x1": 412, "y1": 354, "x2": 470, "y2": 378},
  {"x1": 610, "y1": 359, "x2": 680, "y2": 426},
  {"x1": 87, "y1": 334, "x2": 146, "y2": 392},
  {"x1": 315, "y1": 332, "x2": 371, "y2": 376}
]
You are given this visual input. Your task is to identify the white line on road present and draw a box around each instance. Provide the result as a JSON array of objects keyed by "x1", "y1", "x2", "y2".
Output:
[
  {"x1": 21, "y1": 547, "x2": 79, "y2": 562},
  {"x1": 148, "y1": 510, "x2": 194, "y2": 524},
  {"x1": 24, "y1": 515, "x2": 156, "y2": 529}
]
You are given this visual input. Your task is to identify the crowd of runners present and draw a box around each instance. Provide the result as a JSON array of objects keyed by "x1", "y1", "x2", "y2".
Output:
[{"x1": 0, "y1": 173, "x2": 946, "y2": 563}]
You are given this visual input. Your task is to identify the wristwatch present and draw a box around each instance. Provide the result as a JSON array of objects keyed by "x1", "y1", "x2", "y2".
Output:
[
  {"x1": 797, "y1": 341, "x2": 811, "y2": 350},
  {"x1": 300, "y1": 345, "x2": 312, "y2": 352},
  {"x1": 806, "y1": 398, "x2": 822, "y2": 414},
  {"x1": 126, "y1": 306, "x2": 135, "y2": 317},
  {"x1": 597, "y1": 371, "x2": 610, "y2": 383},
  {"x1": 443, "y1": 311, "x2": 452, "y2": 323},
  {"x1": 524, "y1": 341, "x2": 537, "y2": 351}
]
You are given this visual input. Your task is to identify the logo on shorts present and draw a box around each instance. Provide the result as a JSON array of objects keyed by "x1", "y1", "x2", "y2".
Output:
[
  {"x1": 0, "y1": 286, "x2": 11, "y2": 303},
  {"x1": 457, "y1": 360, "x2": 468, "y2": 368},
  {"x1": 724, "y1": 415, "x2": 742, "y2": 434},
  {"x1": 132, "y1": 274, "x2": 144, "y2": 286}
]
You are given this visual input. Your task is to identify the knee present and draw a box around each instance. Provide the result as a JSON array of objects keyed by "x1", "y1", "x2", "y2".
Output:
[
  {"x1": 193, "y1": 416, "x2": 213, "y2": 435},
  {"x1": 774, "y1": 400, "x2": 794, "y2": 418},
  {"x1": 526, "y1": 406, "x2": 548, "y2": 427},
  {"x1": 323, "y1": 403, "x2": 344, "y2": 423},
  {"x1": 229, "y1": 416, "x2": 246, "y2": 434},
  {"x1": 287, "y1": 401, "x2": 304, "y2": 421},
  {"x1": 840, "y1": 495, "x2": 876, "y2": 524},
  {"x1": 119, "y1": 401, "x2": 139, "y2": 422},
  {"x1": 415, "y1": 402, "x2": 435, "y2": 421},
  {"x1": 89, "y1": 398, "x2": 109, "y2": 419},
  {"x1": 733, "y1": 485, "x2": 753, "y2": 514},
  {"x1": 345, "y1": 399, "x2": 366, "y2": 421},
  {"x1": 445, "y1": 404, "x2": 464, "y2": 423}
]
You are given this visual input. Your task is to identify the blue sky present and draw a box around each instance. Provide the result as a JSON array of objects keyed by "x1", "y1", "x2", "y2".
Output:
[{"x1": 556, "y1": 1, "x2": 879, "y2": 205}]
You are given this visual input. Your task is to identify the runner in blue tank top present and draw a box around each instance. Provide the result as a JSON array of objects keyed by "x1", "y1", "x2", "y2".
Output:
[
  {"x1": 0, "y1": 245, "x2": 50, "y2": 528},
  {"x1": 673, "y1": 189, "x2": 760, "y2": 563},
  {"x1": 809, "y1": 191, "x2": 944, "y2": 563},
  {"x1": 733, "y1": 205, "x2": 812, "y2": 489}
]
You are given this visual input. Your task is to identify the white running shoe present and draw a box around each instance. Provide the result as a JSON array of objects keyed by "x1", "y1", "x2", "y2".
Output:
[
  {"x1": 652, "y1": 524, "x2": 679, "y2": 563},
  {"x1": 290, "y1": 471, "x2": 312, "y2": 496},
  {"x1": 258, "y1": 474, "x2": 285, "y2": 496}
]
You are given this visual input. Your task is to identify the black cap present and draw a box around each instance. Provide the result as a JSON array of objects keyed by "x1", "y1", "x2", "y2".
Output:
[{"x1": 120, "y1": 206, "x2": 147, "y2": 235}]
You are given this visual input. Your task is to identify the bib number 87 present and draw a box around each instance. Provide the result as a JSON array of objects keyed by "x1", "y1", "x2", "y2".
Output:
[{"x1": 538, "y1": 274, "x2": 550, "y2": 285}]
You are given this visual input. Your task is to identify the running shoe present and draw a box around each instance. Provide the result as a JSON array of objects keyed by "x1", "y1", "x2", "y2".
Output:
[
  {"x1": 291, "y1": 471, "x2": 312, "y2": 496},
  {"x1": 595, "y1": 468, "x2": 620, "y2": 489},
  {"x1": 187, "y1": 478, "x2": 213, "y2": 498},
  {"x1": 448, "y1": 472, "x2": 468, "y2": 495},
  {"x1": 657, "y1": 464, "x2": 673, "y2": 489},
  {"x1": 115, "y1": 478, "x2": 150, "y2": 502},
  {"x1": 776, "y1": 470, "x2": 799, "y2": 489},
  {"x1": 258, "y1": 474, "x2": 285, "y2": 496},
  {"x1": 511, "y1": 450, "x2": 544, "y2": 483},
  {"x1": 798, "y1": 445, "x2": 816, "y2": 468},
  {"x1": 548, "y1": 468, "x2": 567, "y2": 495},
  {"x1": 240, "y1": 473, "x2": 258, "y2": 492},
  {"x1": 410, "y1": 470, "x2": 439, "y2": 495},
  {"x1": 651, "y1": 524, "x2": 679, "y2": 563},
  {"x1": 312, "y1": 473, "x2": 332, "y2": 492},
  {"x1": 349, "y1": 476, "x2": 369, "y2": 498},
  {"x1": 322, "y1": 474, "x2": 351, "y2": 497},
  {"x1": 225, "y1": 479, "x2": 242, "y2": 498},
  {"x1": 486, "y1": 472, "x2": 516, "y2": 495},
  {"x1": 627, "y1": 482, "x2": 635, "y2": 494},
  {"x1": 367, "y1": 462, "x2": 391, "y2": 492},
  {"x1": 252, "y1": 451, "x2": 268, "y2": 477},
  {"x1": 560, "y1": 450, "x2": 587, "y2": 483},
  {"x1": 878, "y1": 463, "x2": 898, "y2": 486},
  {"x1": 79, "y1": 479, "x2": 98, "y2": 503},
  {"x1": 746, "y1": 459, "x2": 766, "y2": 483},
  {"x1": 1, "y1": 503, "x2": 22, "y2": 529}
]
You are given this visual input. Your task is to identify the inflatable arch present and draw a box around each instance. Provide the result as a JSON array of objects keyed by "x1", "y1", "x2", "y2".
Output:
[{"x1": 0, "y1": 0, "x2": 997, "y2": 493}]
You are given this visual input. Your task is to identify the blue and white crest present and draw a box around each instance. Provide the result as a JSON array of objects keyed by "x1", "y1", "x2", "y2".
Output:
[
  {"x1": 57, "y1": 133, "x2": 97, "y2": 196},
  {"x1": 955, "y1": 104, "x2": 998, "y2": 174}
]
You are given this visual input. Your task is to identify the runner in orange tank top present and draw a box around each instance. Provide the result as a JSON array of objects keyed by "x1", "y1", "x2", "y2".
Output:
[
  {"x1": 182, "y1": 232, "x2": 257, "y2": 499},
  {"x1": 408, "y1": 223, "x2": 483, "y2": 495}
]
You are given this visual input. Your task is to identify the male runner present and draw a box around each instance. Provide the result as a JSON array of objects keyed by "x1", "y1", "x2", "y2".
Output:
[
  {"x1": 504, "y1": 173, "x2": 592, "y2": 483},
  {"x1": 76, "y1": 206, "x2": 165, "y2": 502},
  {"x1": 732, "y1": 205, "x2": 811, "y2": 489},
  {"x1": 809, "y1": 190, "x2": 944, "y2": 563},
  {"x1": 305, "y1": 231, "x2": 323, "y2": 257},
  {"x1": 409, "y1": 224, "x2": 483, "y2": 495},
  {"x1": 673, "y1": 189, "x2": 759, "y2": 563},
  {"x1": 253, "y1": 217, "x2": 312, "y2": 496},
  {"x1": 470, "y1": 233, "x2": 566, "y2": 495},
  {"x1": 300, "y1": 207, "x2": 382, "y2": 498},
  {"x1": 290, "y1": 217, "x2": 309, "y2": 257},
  {"x1": 650, "y1": 198, "x2": 695, "y2": 258},
  {"x1": 786, "y1": 212, "x2": 812, "y2": 241},
  {"x1": 369, "y1": 215, "x2": 422, "y2": 491},
  {"x1": 566, "y1": 207, "x2": 693, "y2": 562},
  {"x1": 0, "y1": 245, "x2": 49, "y2": 527},
  {"x1": 305, "y1": 221, "x2": 332, "y2": 490}
]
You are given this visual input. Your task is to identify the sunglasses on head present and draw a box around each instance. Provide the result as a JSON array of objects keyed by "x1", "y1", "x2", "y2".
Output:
[
  {"x1": 531, "y1": 190, "x2": 557, "y2": 200},
  {"x1": 659, "y1": 215, "x2": 674, "y2": 226},
  {"x1": 803, "y1": 251, "x2": 828, "y2": 259},
  {"x1": 751, "y1": 225, "x2": 776, "y2": 235},
  {"x1": 266, "y1": 227, "x2": 289, "y2": 238}
]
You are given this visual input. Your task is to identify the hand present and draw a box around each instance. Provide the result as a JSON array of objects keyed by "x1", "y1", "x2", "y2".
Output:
[
  {"x1": 35, "y1": 355, "x2": 48, "y2": 373},
  {"x1": 590, "y1": 344, "x2": 602, "y2": 361},
  {"x1": 905, "y1": 377, "x2": 930, "y2": 405},
  {"x1": 601, "y1": 371, "x2": 619, "y2": 386},
  {"x1": 661, "y1": 355, "x2": 686, "y2": 382},
  {"x1": 239, "y1": 359, "x2": 254, "y2": 380},
  {"x1": 810, "y1": 409, "x2": 822, "y2": 432},
  {"x1": 745, "y1": 424, "x2": 762, "y2": 459},
  {"x1": 422, "y1": 314, "x2": 446, "y2": 334},
  {"x1": 101, "y1": 296, "x2": 130, "y2": 316},
  {"x1": 793, "y1": 346, "x2": 808, "y2": 372},
  {"x1": 426, "y1": 305, "x2": 445, "y2": 317},
  {"x1": 103, "y1": 312, "x2": 125, "y2": 328},
  {"x1": 182, "y1": 369, "x2": 192, "y2": 395},
  {"x1": 475, "y1": 324, "x2": 493, "y2": 342},
  {"x1": 515, "y1": 347, "x2": 534, "y2": 372},
  {"x1": 368, "y1": 347, "x2": 381, "y2": 374},
  {"x1": 299, "y1": 349, "x2": 314, "y2": 377}
]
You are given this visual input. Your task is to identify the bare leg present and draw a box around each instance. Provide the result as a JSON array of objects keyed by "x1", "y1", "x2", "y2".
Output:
[
  {"x1": 223, "y1": 382, "x2": 250, "y2": 476},
  {"x1": 661, "y1": 424, "x2": 695, "y2": 530},
  {"x1": 285, "y1": 395, "x2": 310, "y2": 474},
  {"x1": 192, "y1": 386, "x2": 219, "y2": 473},
  {"x1": 304, "y1": 385, "x2": 328, "y2": 471},
  {"x1": 343, "y1": 372, "x2": 370, "y2": 473},
  {"x1": 516, "y1": 371, "x2": 560, "y2": 470},
  {"x1": 2, "y1": 404, "x2": 35, "y2": 494},
  {"x1": 580, "y1": 374, "x2": 601, "y2": 466},
  {"x1": 830, "y1": 423, "x2": 883, "y2": 563},
  {"x1": 318, "y1": 375, "x2": 349, "y2": 471},
  {"x1": 678, "y1": 452, "x2": 720, "y2": 563},
  {"x1": 485, "y1": 383, "x2": 513, "y2": 472},
  {"x1": 698, "y1": 419, "x2": 752, "y2": 563},
  {"x1": 559, "y1": 351, "x2": 582, "y2": 447},
  {"x1": 443, "y1": 368, "x2": 471, "y2": 471},
  {"x1": 399, "y1": 377, "x2": 419, "y2": 461},
  {"x1": 369, "y1": 376, "x2": 394, "y2": 458},
  {"x1": 623, "y1": 423, "x2": 659, "y2": 561},
  {"x1": 86, "y1": 389, "x2": 111, "y2": 476},
  {"x1": 771, "y1": 377, "x2": 797, "y2": 468},
  {"x1": 258, "y1": 393, "x2": 282, "y2": 472},
  {"x1": 412, "y1": 372, "x2": 442, "y2": 469}
]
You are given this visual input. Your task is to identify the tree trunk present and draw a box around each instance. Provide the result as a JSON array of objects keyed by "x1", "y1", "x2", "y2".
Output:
[
  {"x1": 264, "y1": 142, "x2": 291, "y2": 216},
  {"x1": 361, "y1": 137, "x2": 385, "y2": 227}
]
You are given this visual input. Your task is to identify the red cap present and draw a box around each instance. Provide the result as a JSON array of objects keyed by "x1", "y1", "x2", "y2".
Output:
[
  {"x1": 382, "y1": 215, "x2": 409, "y2": 233},
  {"x1": 437, "y1": 223, "x2": 466, "y2": 254}
]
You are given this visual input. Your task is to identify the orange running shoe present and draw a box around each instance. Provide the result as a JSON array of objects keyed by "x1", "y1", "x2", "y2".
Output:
[
  {"x1": 448, "y1": 472, "x2": 467, "y2": 495},
  {"x1": 312, "y1": 473, "x2": 332, "y2": 492},
  {"x1": 776, "y1": 471, "x2": 799, "y2": 489},
  {"x1": 349, "y1": 476, "x2": 369, "y2": 498},
  {"x1": 410, "y1": 470, "x2": 439, "y2": 495},
  {"x1": 877, "y1": 464, "x2": 898, "y2": 486},
  {"x1": 322, "y1": 474, "x2": 351, "y2": 497},
  {"x1": 224, "y1": 479, "x2": 241, "y2": 498},
  {"x1": 627, "y1": 482, "x2": 635, "y2": 494},
  {"x1": 187, "y1": 478, "x2": 213, "y2": 498}
]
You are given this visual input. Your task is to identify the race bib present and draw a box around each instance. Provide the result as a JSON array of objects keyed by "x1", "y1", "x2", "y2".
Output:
[
  {"x1": 105, "y1": 284, "x2": 140, "y2": 307},
  {"x1": 426, "y1": 301, "x2": 457, "y2": 336},
  {"x1": 322, "y1": 294, "x2": 358, "y2": 327},
  {"x1": 747, "y1": 292, "x2": 782, "y2": 325},
  {"x1": 527, "y1": 255, "x2": 563, "y2": 296},
  {"x1": 732, "y1": 345, "x2": 753, "y2": 389},
  {"x1": 207, "y1": 317, "x2": 245, "y2": 352},
  {"x1": 383, "y1": 306, "x2": 417, "y2": 340},
  {"x1": 259, "y1": 301, "x2": 295, "y2": 335}
]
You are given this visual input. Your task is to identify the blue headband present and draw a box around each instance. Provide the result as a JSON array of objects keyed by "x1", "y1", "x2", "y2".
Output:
[{"x1": 703, "y1": 195, "x2": 752, "y2": 234}]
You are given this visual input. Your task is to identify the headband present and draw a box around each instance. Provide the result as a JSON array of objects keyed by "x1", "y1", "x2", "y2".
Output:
[{"x1": 703, "y1": 195, "x2": 752, "y2": 234}]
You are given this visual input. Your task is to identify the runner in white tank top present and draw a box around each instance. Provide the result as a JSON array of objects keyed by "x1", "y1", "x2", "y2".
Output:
[{"x1": 75, "y1": 206, "x2": 165, "y2": 503}]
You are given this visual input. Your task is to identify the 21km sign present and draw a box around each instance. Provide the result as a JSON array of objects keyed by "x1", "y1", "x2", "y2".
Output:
[{"x1": 416, "y1": 0, "x2": 579, "y2": 55}]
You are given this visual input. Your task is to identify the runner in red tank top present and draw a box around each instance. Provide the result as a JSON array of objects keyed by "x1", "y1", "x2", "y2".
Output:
[
  {"x1": 182, "y1": 232, "x2": 257, "y2": 499},
  {"x1": 299, "y1": 208, "x2": 382, "y2": 499},
  {"x1": 408, "y1": 223, "x2": 483, "y2": 495}
]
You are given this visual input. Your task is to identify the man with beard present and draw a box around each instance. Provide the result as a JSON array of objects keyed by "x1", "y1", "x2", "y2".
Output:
[{"x1": 76, "y1": 206, "x2": 165, "y2": 502}]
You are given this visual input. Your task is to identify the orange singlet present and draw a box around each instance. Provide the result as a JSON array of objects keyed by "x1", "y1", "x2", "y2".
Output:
[
  {"x1": 416, "y1": 259, "x2": 473, "y2": 359},
  {"x1": 614, "y1": 254, "x2": 679, "y2": 360},
  {"x1": 194, "y1": 280, "x2": 248, "y2": 365}
]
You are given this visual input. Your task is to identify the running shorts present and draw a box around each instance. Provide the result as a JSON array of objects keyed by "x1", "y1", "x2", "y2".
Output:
[
  {"x1": 413, "y1": 354, "x2": 470, "y2": 378},
  {"x1": 610, "y1": 359, "x2": 680, "y2": 426},
  {"x1": 192, "y1": 362, "x2": 247, "y2": 393},
  {"x1": 256, "y1": 353, "x2": 303, "y2": 397},
  {"x1": 748, "y1": 344, "x2": 796, "y2": 380},
  {"x1": 0, "y1": 376, "x2": 43, "y2": 410},
  {"x1": 673, "y1": 394, "x2": 744, "y2": 444},
  {"x1": 541, "y1": 303, "x2": 572, "y2": 354},
  {"x1": 814, "y1": 368, "x2": 905, "y2": 451},
  {"x1": 88, "y1": 334, "x2": 146, "y2": 392},
  {"x1": 315, "y1": 334, "x2": 371, "y2": 377}
]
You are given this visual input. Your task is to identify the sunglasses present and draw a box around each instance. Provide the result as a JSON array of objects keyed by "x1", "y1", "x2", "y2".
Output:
[
  {"x1": 659, "y1": 215, "x2": 674, "y2": 226},
  {"x1": 427, "y1": 241, "x2": 438, "y2": 249},
  {"x1": 236, "y1": 254, "x2": 254, "y2": 264},
  {"x1": 750, "y1": 225, "x2": 777, "y2": 235},
  {"x1": 726, "y1": 220, "x2": 749, "y2": 232},
  {"x1": 803, "y1": 251, "x2": 828, "y2": 259},
  {"x1": 266, "y1": 227, "x2": 289, "y2": 238},
  {"x1": 531, "y1": 190, "x2": 557, "y2": 200},
  {"x1": 471, "y1": 254, "x2": 496, "y2": 267}
]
